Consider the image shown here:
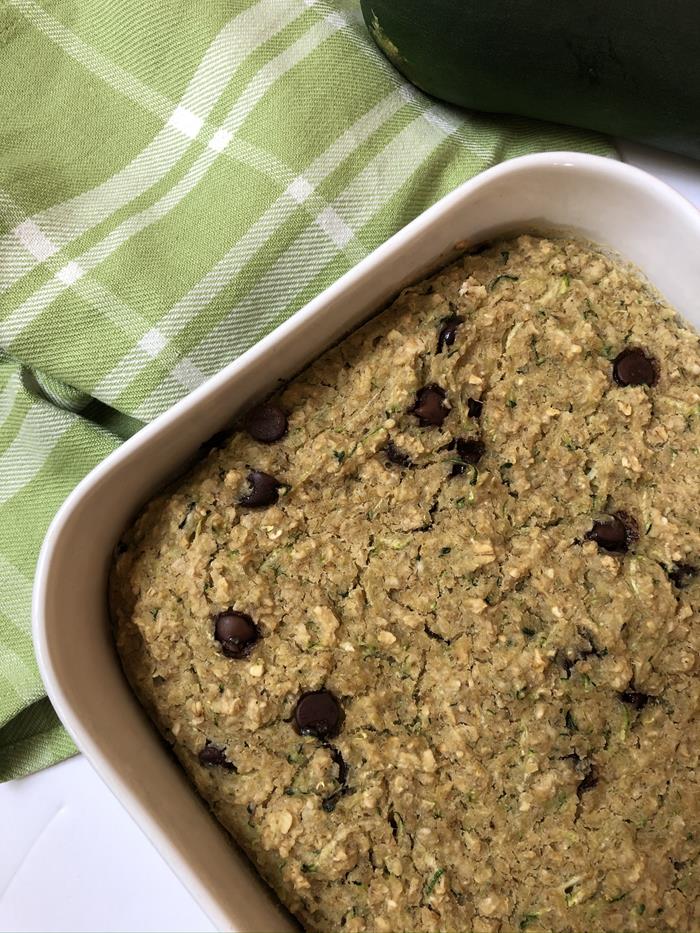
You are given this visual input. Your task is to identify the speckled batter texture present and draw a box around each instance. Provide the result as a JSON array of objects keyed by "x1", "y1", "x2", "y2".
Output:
[{"x1": 111, "y1": 236, "x2": 700, "y2": 933}]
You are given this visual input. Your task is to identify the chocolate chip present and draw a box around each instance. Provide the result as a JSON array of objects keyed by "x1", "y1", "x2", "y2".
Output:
[
  {"x1": 612, "y1": 347, "x2": 658, "y2": 387},
  {"x1": 619, "y1": 690, "x2": 651, "y2": 710},
  {"x1": 586, "y1": 512, "x2": 637, "y2": 552},
  {"x1": 294, "y1": 689, "x2": 342, "y2": 739},
  {"x1": 668, "y1": 563, "x2": 696, "y2": 588},
  {"x1": 245, "y1": 402, "x2": 288, "y2": 443},
  {"x1": 411, "y1": 385, "x2": 449, "y2": 427},
  {"x1": 437, "y1": 315, "x2": 464, "y2": 354},
  {"x1": 467, "y1": 397, "x2": 483, "y2": 419},
  {"x1": 239, "y1": 470, "x2": 282, "y2": 507},
  {"x1": 198, "y1": 742, "x2": 236, "y2": 771},
  {"x1": 456, "y1": 437, "x2": 485, "y2": 464},
  {"x1": 449, "y1": 437, "x2": 485, "y2": 476},
  {"x1": 386, "y1": 440, "x2": 412, "y2": 468},
  {"x1": 587, "y1": 516, "x2": 626, "y2": 550},
  {"x1": 214, "y1": 611, "x2": 260, "y2": 658}
]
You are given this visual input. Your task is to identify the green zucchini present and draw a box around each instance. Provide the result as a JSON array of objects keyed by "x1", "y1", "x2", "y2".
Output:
[{"x1": 361, "y1": 0, "x2": 700, "y2": 160}]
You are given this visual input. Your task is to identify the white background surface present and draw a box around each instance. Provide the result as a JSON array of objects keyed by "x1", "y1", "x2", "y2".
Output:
[{"x1": 2, "y1": 140, "x2": 700, "y2": 933}]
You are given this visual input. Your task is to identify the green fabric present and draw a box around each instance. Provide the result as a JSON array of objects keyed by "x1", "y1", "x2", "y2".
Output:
[{"x1": 0, "y1": 0, "x2": 615, "y2": 782}]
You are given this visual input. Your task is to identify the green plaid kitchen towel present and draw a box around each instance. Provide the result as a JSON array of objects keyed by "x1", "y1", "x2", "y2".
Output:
[{"x1": 0, "y1": 0, "x2": 614, "y2": 782}]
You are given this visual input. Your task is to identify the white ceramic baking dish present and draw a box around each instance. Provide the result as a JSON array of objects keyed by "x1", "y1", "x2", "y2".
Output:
[{"x1": 34, "y1": 152, "x2": 700, "y2": 932}]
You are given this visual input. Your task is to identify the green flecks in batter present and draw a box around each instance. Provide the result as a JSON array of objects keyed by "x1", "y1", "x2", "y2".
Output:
[{"x1": 424, "y1": 867, "x2": 445, "y2": 898}]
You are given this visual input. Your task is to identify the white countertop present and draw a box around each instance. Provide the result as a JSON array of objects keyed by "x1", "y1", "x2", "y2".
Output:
[{"x1": 2, "y1": 140, "x2": 699, "y2": 933}]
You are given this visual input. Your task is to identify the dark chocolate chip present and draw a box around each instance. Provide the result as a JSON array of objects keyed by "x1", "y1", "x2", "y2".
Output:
[
  {"x1": 456, "y1": 437, "x2": 485, "y2": 464},
  {"x1": 239, "y1": 470, "x2": 282, "y2": 507},
  {"x1": 467, "y1": 397, "x2": 483, "y2": 419},
  {"x1": 198, "y1": 742, "x2": 237, "y2": 771},
  {"x1": 588, "y1": 516, "x2": 626, "y2": 550},
  {"x1": 437, "y1": 315, "x2": 464, "y2": 354},
  {"x1": 245, "y1": 402, "x2": 288, "y2": 443},
  {"x1": 294, "y1": 689, "x2": 342, "y2": 739},
  {"x1": 386, "y1": 440, "x2": 412, "y2": 468},
  {"x1": 449, "y1": 437, "x2": 485, "y2": 476},
  {"x1": 586, "y1": 512, "x2": 637, "y2": 552},
  {"x1": 214, "y1": 611, "x2": 260, "y2": 658},
  {"x1": 668, "y1": 563, "x2": 696, "y2": 588},
  {"x1": 619, "y1": 690, "x2": 651, "y2": 710},
  {"x1": 411, "y1": 385, "x2": 449, "y2": 427},
  {"x1": 612, "y1": 347, "x2": 658, "y2": 387}
]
